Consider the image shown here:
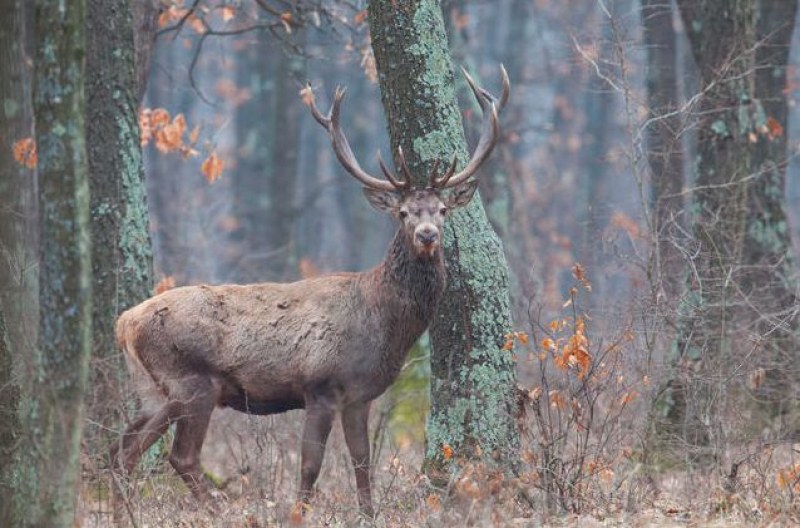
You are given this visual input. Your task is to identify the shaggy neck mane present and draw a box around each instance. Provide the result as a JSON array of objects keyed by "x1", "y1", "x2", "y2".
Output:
[{"x1": 379, "y1": 229, "x2": 446, "y2": 321}]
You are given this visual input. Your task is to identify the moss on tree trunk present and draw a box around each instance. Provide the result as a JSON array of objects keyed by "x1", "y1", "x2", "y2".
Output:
[
  {"x1": 85, "y1": 0, "x2": 153, "y2": 446},
  {"x1": 742, "y1": 0, "x2": 800, "y2": 431},
  {"x1": 29, "y1": 1, "x2": 92, "y2": 524},
  {"x1": 656, "y1": 0, "x2": 800, "y2": 454},
  {"x1": 0, "y1": 1, "x2": 38, "y2": 524},
  {"x1": 368, "y1": 0, "x2": 519, "y2": 474}
]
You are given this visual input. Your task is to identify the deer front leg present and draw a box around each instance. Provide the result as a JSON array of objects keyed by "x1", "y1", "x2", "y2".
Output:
[
  {"x1": 298, "y1": 398, "x2": 335, "y2": 507},
  {"x1": 342, "y1": 402, "x2": 374, "y2": 518}
]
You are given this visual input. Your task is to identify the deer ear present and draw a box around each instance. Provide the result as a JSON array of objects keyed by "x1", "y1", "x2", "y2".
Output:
[
  {"x1": 443, "y1": 180, "x2": 478, "y2": 209},
  {"x1": 363, "y1": 188, "x2": 401, "y2": 213}
]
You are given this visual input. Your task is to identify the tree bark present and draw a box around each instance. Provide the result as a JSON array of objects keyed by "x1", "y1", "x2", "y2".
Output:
[
  {"x1": 368, "y1": 0, "x2": 519, "y2": 474},
  {"x1": 0, "y1": 0, "x2": 37, "y2": 524},
  {"x1": 86, "y1": 0, "x2": 153, "y2": 448},
  {"x1": 28, "y1": 1, "x2": 92, "y2": 524},
  {"x1": 658, "y1": 0, "x2": 757, "y2": 454},
  {"x1": 743, "y1": 0, "x2": 800, "y2": 431},
  {"x1": 0, "y1": 308, "x2": 17, "y2": 526},
  {"x1": 132, "y1": 0, "x2": 158, "y2": 104},
  {"x1": 642, "y1": 0, "x2": 684, "y2": 299}
]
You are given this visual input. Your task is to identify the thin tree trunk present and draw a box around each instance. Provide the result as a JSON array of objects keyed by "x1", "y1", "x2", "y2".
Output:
[
  {"x1": 368, "y1": 0, "x2": 519, "y2": 475},
  {"x1": 743, "y1": 0, "x2": 800, "y2": 432},
  {"x1": 29, "y1": 0, "x2": 92, "y2": 524},
  {"x1": 658, "y1": 0, "x2": 757, "y2": 455},
  {"x1": 231, "y1": 39, "x2": 303, "y2": 281},
  {"x1": 642, "y1": 0, "x2": 684, "y2": 299},
  {"x1": 86, "y1": 0, "x2": 153, "y2": 451},
  {"x1": 132, "y1": 0, "x2": 158, "y2": 105}
]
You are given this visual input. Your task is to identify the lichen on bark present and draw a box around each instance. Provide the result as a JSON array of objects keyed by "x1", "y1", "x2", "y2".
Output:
[
  {"x1": 28, "y1": 1, "x2": 92, "y2": 524},
  {"x1": 86, "y1": 0, "x2": 153, "y2": 446},
  {"x1": 368, "y1": 0, "x2": 519, "y2": 475}
]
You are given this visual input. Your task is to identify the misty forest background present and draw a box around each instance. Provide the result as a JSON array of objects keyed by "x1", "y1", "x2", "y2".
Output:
[{"x1": 2, "y1": 0, "x2": 800, "y2": 526}]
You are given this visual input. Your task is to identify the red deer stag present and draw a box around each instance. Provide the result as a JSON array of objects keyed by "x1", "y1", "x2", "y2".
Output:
[{"x1": 112, "y1": 66, "x2": 509, "y2": 518}]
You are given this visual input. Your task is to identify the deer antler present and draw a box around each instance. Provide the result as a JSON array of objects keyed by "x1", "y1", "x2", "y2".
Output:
[
  {"x1": 307, "y1": 85, "x2": 409, "y2": 192},
  {"x1": 431, "y1": 65, "x2": 510, "y2": 189}
]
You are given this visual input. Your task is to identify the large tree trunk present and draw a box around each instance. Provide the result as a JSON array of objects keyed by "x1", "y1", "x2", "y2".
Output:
[
  {"x1": 368, "y1": 0, "x2": 519, "y2": 474},
  {"x1": 642, "y1": 0, "x2": 684, "y2": 299},
  {"x1": 28, "y1": 1, "x2": 92, "y2": 524},
  {"x1": 743, "y1": 0, "x2": 800, "y2": 432},
  {"x1": 0, "y1": 0, "x2": 36, "y2": 523},
  {"x1": 658, "y1": 0, "x2": 757, "y2": 456},
  {"x1": 86, "y1": 0, "x2": 153, "y2": 449}
]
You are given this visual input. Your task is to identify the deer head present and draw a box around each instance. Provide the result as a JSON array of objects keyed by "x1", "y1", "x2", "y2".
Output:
[{"x1": 307, "y1": 66, "x2": 510, "y2": 259}]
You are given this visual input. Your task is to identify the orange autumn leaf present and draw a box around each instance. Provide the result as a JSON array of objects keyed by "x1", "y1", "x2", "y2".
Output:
[
  {"x1": 766, "y1": 116, "x2": 784, "y2": 140},
  {"x1": 502, "y1": 335, "x2": 514, "y2": 351},
  {"x1": 280, "y1": 11, "x2": 293, "y2": 33},
  {"x1": 150, "y1": 108, "x2": 170, "y2": 127},
  {"x1": 158, "y1": 6, "x2": 188, "y2": 28},
  {"x1": 155, "y1": 113, "x2": 186, "y2": 153},
  {"x1": 220, "y1": 5, "x2": 235, "y2": 22},
  {"x1": 187, "y1": 14, "x2": 206, "y2": 34},
  {"x1": 610, "y1": 211, "x2": 640, "y2": 239},
  {"x1": 138, "y1": 109, "x2": 152, "y2": 146},
  {"x1": 201, "y1": 152, "x2": 224, "y2": 183},
  {"x1": 620, "y1": 391, "x2": 638, "y2": 406},
  {"x1": 154, "y1": 276, "x2": 176, "y2": 295},
  {"x1": 188, "y1": 124, "x2": 201, "y2": 145},
  {"x1": 425, "y1": 493, "x2": 442, "y2": 512},
  {"x1": 353, "y1": 9, "x2": 368, "y2": 25},
  {"x1": 776, "y1": 464, "x2": 800, "y2": 490},
  {"x1": 12, "y1": 137, "x2": 37, "y2": 169},
  {"x1": 289, "y1": 501, "x2": 309, "y2": 525},
  {"x1": 549, "y1": 390, "x2": 567, "y2": 410},
  {"x1": 299, "y1": 84, "x2": 315, "y2": 107},
  {"x1": 541, "y1": 338, "x2": 556, "y2": 352},
  {"x1": 442, "y1": 444, "x2": 454, "y2": 460},
  {"x1": 298, "y1": 257, "x2": 320, "y2": 279}
]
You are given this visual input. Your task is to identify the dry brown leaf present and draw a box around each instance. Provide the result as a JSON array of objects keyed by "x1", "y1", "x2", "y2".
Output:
[
  {"x1": 12, "y1": 137, "x2": 37, "y2": 169},
  {"x1": 154, "y1": 276, "x2": 176, "y2": 295},
  {"x1": 201, "y1": 152, "x2": 224, "y2": 183},
  {"x1": 220, "y1": 5, "x2": 235, "y2": 22}
]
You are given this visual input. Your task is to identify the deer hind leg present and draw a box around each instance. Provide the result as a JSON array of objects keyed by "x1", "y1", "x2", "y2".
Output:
[
  {"x1": 342, "y1": 402, "x2": 374, "y2": 518},
  {"x1": 112, "y1": 399, "x2": 182, "y2": 475},
  {"x1": 110, "y1": 399, "x2": 182, "y2": 522},
  {"x1": 298, "y1": 397, "x2": 335, "y2": 506},
  {"x1": 168, "y1": 377, "x2": 219, "y2": 501}
]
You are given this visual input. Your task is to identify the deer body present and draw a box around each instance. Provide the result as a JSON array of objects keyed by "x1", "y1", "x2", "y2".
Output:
[
  {"x1": 112, "y1": 67, "x2": 508, "y2": 519},
  {"x1": 118, "y1": 231, "x2": 444, "y2": 417}
]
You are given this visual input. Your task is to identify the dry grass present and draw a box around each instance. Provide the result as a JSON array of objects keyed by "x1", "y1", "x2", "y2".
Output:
[{"x1": 76, "y1": 393, "x2": 800, "y2": 527}]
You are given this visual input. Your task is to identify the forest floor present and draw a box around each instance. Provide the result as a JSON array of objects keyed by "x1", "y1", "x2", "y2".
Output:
[{"x1": 76, "y1": 402, "x2": 800, "y2": 527}]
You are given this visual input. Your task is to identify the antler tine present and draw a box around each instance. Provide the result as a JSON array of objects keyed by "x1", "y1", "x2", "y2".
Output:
[
  {"x1": 437, "y1": 66, "x2": 509, "y2": 189},
  {"x1": 306, "y1": 84, "x2": 399, "y2": 192},
  {"x1": 426, "y1": 159, "x2": 441, "y2": 188},
  {"x1": 377, "y1": 150, "x2": 407, "y2": 188},
  {"x1": 396, "y1": 147, "x2": 413, "y2": 189},
  {"x1": 432, "y1": 152, "x2": 458, "y2": 188}
]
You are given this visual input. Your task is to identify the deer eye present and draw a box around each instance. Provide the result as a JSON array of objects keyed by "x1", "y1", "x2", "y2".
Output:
[
  {"x1": 399, "y1": 210, "x2": 409, "y2": 219},
  {"x1": 439, "y1": 207, "x2": 448, "y2": 216}
]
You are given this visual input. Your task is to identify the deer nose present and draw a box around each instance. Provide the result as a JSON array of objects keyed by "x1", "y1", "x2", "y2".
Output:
[{"x1": 416, "y1": 227, "x2": 438, "y2": 245}]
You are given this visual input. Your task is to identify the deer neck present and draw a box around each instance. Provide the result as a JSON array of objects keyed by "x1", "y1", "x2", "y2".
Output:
[{"x1": 379, "y1": 229, "x2": 446, "y2": 322}]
